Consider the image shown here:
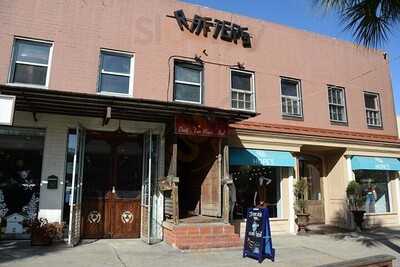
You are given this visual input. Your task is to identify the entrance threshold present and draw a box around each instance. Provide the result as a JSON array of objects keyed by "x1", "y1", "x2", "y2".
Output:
[{"x1": 178, "y1": 216, "x2": 223, "y2": 224}]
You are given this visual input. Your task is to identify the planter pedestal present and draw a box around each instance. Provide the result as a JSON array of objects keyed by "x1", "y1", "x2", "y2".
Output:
[
  {"x1": 351, "y1": 210, "x2": 366, "y2": 231},
  {"x1": 296, "y1": 214, "x2": 310, "y2": 234}
]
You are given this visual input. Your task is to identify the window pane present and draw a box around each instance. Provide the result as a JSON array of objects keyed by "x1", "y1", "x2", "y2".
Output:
[
  {"x1": 232, "y1": 100, "x2": 238, "y2": 108},
  {"x1": 282, "y1": 98, "x2": 287, "y2": 113},
  {"x1": 174, "y1": 83, "x2": 201, "y2": 103},
  {"x1": 365, "y1": 94, "x2": 377, "y2": 109},
  {"x1": 15, "y1": 40, "x2": 50, "y2": 65},
  {"x1": 13, "y1": 64, "x2": 47, "y2": 85},
  {"x1": 101, "y1": 53, "x2": 131, "y2": 74},
  {"x1": 355, "y1": 170, "x2": 390, "y2": 213},
  {"x1": 231, "y1": 71, "x2": 251, "y2": 91},
  {"x1": 281, "y1": 79, "x2": 299, "y2": 97},
  {"x1": 100, "y1": 74, "x2": 130, "y2": 94},
  {"x1": 232, "y1": 92, "x2": 238, "y2": 100},
  {"x1": 175, "y1": 64, "x2": 201, "y2": 84}
]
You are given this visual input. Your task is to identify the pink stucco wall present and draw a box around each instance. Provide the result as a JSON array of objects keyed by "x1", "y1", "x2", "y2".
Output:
[{"x1": 0, "y1": 0, "x2": 397, "y2": 136}]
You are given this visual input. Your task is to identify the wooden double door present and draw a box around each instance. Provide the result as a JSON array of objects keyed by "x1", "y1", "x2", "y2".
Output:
[
  {"x1": 81, "y1": 132, "x2": 143, "y2": 239},
  {"x1": 299, "y1": 155, "x2": 325, "y2": 225}
]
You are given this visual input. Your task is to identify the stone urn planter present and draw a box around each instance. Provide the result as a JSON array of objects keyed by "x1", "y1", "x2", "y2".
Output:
[
  {"x1": 346, "y1": 181, "x2": 366, "y2": 231},
  {"x1": 294, "y1": 178, "x2": 310, "y2": 234},
  {"x1": 351, "y1": 210, "x2": 366, "y2": 231},
  {"x1": 296, "y1": 213, "x2": 310, "y2": 234}
]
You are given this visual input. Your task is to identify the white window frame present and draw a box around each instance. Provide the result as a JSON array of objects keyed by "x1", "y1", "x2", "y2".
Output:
[
  {"x1": 98, "y1": 49, "x2": 135, "y2": 97},
  {"x1": 328, "y1": 86, "x2": 347, "y2": 123},
  {"x1": 8, "y1": 37, "x2": 54, "y2": 89},
  {"x1": 230, "y1": 69, "x2": 256, "y2": 112},
  {"x1": 173, "y1": 62, "x2": 203, "y2": 104},
  {"x1": 280, "y1": 77, "x2": 303, "y2": 117},
  {"x1": 364, "y1": 92, "x2": 382, "y2": 127}
]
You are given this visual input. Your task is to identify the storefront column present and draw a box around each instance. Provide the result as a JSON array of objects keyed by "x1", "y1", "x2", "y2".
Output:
[
  {"x1": 345, "y1": 155, "x2": 354, "y2": 229},
  {"x1": 346, "y1": 156, "x2": 355, "y2": 182},
  {"x1": 288, "y1": 167, "x2": 296, "y2": 234},
  {"x1": 395, "y1": 175, "x2": 400, "y2": 224},
  {"x1": 38, "y1": 125, "x2": 68, "y2": 223}
]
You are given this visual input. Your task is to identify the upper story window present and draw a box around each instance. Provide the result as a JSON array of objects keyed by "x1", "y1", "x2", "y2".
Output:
[
  {"x1": 231, "y1": 69, "x2": 255, "y2": 111},
  {"x1": 173, "y1": 61, "x2": 203, "y2": 104},
  {"x1": 9, "y1": 38, "x2": 53, "y2": 87},
  {"x1": 98, "y1": 50, "x2": 134, "y2": 95},
  {"x1": 328, "y1": 86, "x2": 347, "y2": 123},
  {"x1": 364, "y1": 92, "x2": 382, "y2": 127},
  {"x1": 281, "y1": 78, "x2": 302, "y2": 117}
]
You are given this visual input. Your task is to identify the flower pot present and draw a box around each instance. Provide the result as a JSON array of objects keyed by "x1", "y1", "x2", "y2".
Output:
[
  {"x1": 351, "y1": 210, "x2": 366, "y2": 231},
  {"x1": 30, "y1": 229, "x2": 52, "y2": 246},
  {"x1": 296, "y1": 213, "x2": 310, "y2": 234}
]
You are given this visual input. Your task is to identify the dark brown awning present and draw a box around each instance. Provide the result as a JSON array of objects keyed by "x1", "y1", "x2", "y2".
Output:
[{"x1": 0, "y1": 85, "x2": 257, "y2": 123}]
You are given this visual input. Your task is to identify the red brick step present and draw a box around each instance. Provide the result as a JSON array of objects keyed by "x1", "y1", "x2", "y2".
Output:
[{"x1": 163, "y1": 222, "x2": 242, "y2": 250}]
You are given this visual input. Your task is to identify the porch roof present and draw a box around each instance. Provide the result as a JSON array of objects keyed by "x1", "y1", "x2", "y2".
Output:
[{"x1": 0, "y1": 85, "x2": 257, "y2": 123}]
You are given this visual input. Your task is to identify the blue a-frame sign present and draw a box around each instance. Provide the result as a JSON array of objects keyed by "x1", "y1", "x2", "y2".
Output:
[{"x1": 243, "y1": 208, "x2": 275, "y2": 263}]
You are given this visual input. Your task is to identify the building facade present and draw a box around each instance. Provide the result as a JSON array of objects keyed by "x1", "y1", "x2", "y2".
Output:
[{"x1": 0, "y1": 0, "x2": 399, "y2": 249}]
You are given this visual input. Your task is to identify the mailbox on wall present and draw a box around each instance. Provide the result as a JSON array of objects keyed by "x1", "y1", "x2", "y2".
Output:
[{"x1": 47, "y1": 175, "x2": 58, "y2": 189}]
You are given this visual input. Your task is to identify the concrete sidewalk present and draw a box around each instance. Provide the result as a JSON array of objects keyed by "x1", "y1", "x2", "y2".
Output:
[{"x1": 1, "y1": 229, "x2": 400, "y2": 267}]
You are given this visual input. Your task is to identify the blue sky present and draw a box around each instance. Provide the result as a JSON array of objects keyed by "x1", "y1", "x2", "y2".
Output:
[{"x1": 181, "y1": 0, "x2": 400, "y2": 114}]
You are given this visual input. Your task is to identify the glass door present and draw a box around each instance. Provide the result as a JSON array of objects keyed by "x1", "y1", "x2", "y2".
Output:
[
  {"x1": 141, "y1": 131, "x2": 161, "y2": 244},
  {"x1": 68, "y1": 125, "x2": 86, "y2": 246}
]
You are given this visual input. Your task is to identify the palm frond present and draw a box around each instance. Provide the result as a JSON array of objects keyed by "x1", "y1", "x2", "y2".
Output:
[{"x1": 314, "y1": 0, "x2": 400, "y2": 48}]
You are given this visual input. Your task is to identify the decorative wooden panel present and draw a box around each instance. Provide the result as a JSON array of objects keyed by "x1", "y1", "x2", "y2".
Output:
[
  {"x1": 306, "y1": 200, "x2": 325, "y2": 224},
  {"x1": 201, "y1": 139, "x2": 222, "y2": 217}
]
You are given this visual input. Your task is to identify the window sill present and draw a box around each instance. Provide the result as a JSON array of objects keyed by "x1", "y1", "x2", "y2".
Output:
[
  {"x1": 97, "y1": 91, "x2": 133, "y2": 98},
  {"x1": 6, "y1": 82, "x2": 48, "y2": 90},
  {"x1": 330, "y1": 120, "x2": 348, "y2": 127},
  {"x1": 367, "y1": 125, "x2": 384, "y2": 130},
  {"x1": 282, "y1": 114, "x2": 303, "y2": 121},
  {"x1": 231, "y1": 107, "x2": 256, "y2": 113},
  {"x1": 173, "y1": 99, "x2": 203, "y2": 105},
  {"x1": 365, "y1": 212, "x2": 396, "y2": 216}
]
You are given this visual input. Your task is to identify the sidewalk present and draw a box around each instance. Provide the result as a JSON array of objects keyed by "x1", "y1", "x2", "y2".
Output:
[{"x1": 1, "y1": 228, "x2": 400, "y2": 267}]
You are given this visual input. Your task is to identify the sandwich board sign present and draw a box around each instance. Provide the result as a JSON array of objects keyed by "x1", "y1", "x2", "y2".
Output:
[
  {"x1": 0, "y1": 95, "x2": 15, "y2": 126},
  {"x1": 243, "y1": 208, "x2": 275, "y2": 263}
]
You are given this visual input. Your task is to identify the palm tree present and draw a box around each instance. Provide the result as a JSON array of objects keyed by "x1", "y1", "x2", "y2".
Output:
[{"x1": 314, "y1": 0, "x2": 400, "y2": 48}]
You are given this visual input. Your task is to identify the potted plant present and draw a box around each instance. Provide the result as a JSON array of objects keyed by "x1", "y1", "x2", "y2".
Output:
[
  {"x1": 27, "y1": 218, "x2": 64, "y2": 246},
  {"x1": 346, "y1": 180, "x2": 366, "y2": 231},
  {"x1": 294, "y1": 178, "x2": 310, "y2": 234}
]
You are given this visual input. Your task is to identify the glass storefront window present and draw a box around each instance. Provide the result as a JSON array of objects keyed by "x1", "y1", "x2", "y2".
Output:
[
  {"x1": 62, "y1": 130, "x2": 76, "y2": 225},
  {"x1": 0, "y1": 127, "x2": 45, "y2": 239},
  {"x1": 230, "y1": 166, "x2": 282, "y2": 219},
  {"x1": 354, "y1": 170, "x2": 391, "y2": 213}
]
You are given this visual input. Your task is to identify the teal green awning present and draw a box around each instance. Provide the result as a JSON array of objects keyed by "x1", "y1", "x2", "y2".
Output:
[
  {"x1": 351, "y1": 156, "x2": 400, "y2": 171},
  {"x1": 229, "y1": 148, "x2": 295, "y2": 167}
]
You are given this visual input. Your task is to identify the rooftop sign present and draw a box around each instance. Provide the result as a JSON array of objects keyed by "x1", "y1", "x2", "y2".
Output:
[{"x1": 171, "y1": 9, "x2": 252, "y2": 48}]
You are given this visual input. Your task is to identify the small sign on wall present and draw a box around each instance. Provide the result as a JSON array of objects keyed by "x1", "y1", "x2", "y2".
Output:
[{"x1": 0, "y1": 95, "x2": 16, "y2": 126}]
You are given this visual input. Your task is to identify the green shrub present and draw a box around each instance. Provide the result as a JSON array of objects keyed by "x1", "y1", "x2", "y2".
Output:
[{"x1": 294, "y1": 178, "x2": 308, "y2": 214}]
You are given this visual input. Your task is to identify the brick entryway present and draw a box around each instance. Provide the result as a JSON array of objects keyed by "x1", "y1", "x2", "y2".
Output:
[{"x1": 163, "y1": 222, "x2": 242, "y2": 250}]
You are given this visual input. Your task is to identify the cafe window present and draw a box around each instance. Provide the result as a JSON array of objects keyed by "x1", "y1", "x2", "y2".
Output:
[
  {"x1": 354, "y1": 170, "x2": 391, "y2": 213},
  {"x1": 230, "y1": 166, "x2": 283, "y2": 219},
  {"x1": 98, "y1": 50, "x2": 134, "y2": 95},
  {"x1": 281, "y1": 78, "x2": 302, "y2": 117},
  {"x1": 0, "y1": 127, "x2": 45, "y2": 239},
  {"x1": 364, "y1": 92, "x2": 382, "y2": 127},
  {"x1": 9, "y1": 38, "x2": 53, "y2": 87},
  {"x1": 173, "y1": 61, "x2": 203, "y2": 104},
  {"x1": 328, "y1": 86, "x2": 347, "y2": 123},
  {"x1": 231, "y1": 69, "x2": 255, "y2": 111}
]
